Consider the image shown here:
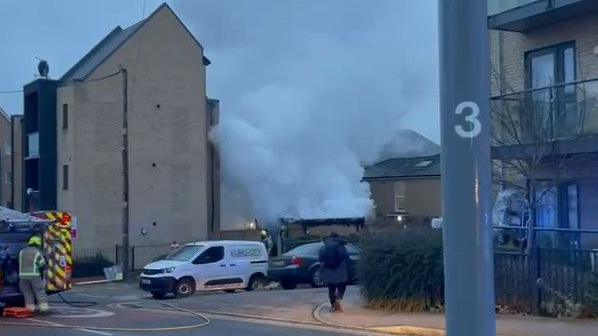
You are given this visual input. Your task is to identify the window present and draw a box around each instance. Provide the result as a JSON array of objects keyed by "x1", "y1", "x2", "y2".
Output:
[
  {"x1": 394, "y1": 181, "x2": 407, "y2": 212},
  {"x1": 4, "y1": 142, "x2": 10, "y2": 156},
  {"x1": 62, "y1": 165, "x2": 69, "y2": 190},
  {"x1": 525, "y1": 42, "x2": 577, "y2": 138},
  {"x1": 27, "y1": 133, "x2": 39, "y2": 158},
  {"x1": 165, "y1": 245, "x2": 204, "y2": 261},
  {"x1": 62, "y1": 104, "x2": 68, "y2": 129},
  {"x1": 535, "y1": 181, "x2": 578, "y2": 229},
  {"x1": 286, "y1": 243, "x2": 322, "y2": 256},
  {"x1": 5, "y1": 172, "x2": 11, "y2": 184},
  {"x1": 193, "y1": 246, "x2": 224, "y2": 264}
]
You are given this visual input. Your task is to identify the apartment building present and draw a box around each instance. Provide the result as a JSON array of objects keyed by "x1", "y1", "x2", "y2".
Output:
[
  {"x1": 489, "y1": 0, "x2": 598, "y2": 247},
  {"x1": 21, "y1": 3, "x2": 219, "y2": 253},
  {"x1": 0, "y1": 108, "x2": 12, "y2": 207}
]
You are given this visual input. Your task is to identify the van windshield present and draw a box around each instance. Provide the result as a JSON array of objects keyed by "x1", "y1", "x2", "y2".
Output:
[{"x1": 165, "y1": 245, "x2": 204, "y2": 261}]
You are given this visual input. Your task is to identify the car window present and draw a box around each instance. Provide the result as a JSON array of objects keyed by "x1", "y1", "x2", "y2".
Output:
[
  {"x1": 193, "y1": 246, "x2": 224, "y2": 264},
  {"x1": 165, "y1": 245, "x2": 203, "y2": 261},
  {"x1": 346, "y1": 244, "x2": 360, "y2": 255},
  {"x1": 285, "y1": 243, "x2": 322, "y2": 256}
]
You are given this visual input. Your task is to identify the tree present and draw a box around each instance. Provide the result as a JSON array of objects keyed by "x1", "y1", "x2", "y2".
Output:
[{"x1": 490, "y1": 79, "x2": 592, "y2": 252}]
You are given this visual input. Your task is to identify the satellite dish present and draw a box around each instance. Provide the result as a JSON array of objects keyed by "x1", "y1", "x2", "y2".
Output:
[{"x1": 37, "y1": 60, "x2": 49, "y2": 78}]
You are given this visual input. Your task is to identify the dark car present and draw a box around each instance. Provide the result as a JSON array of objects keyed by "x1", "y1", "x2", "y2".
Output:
[
  {"x1": 268, "y1": 241, "x2": 360, "y2": 290},
  {"x1": 0, "y1": 232, "x2": 29, "y2": 306}
]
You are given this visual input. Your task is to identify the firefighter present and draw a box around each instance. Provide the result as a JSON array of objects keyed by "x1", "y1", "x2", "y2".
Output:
[{"x1": 18, "y1": 236, "x2": 49, "y2": 312}]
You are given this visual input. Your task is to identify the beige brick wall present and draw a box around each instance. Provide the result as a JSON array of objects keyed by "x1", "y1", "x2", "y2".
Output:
[
  {"x1": 368, "y1": 178, "x2": 442, "y2": 218},
  {"x1": 491, "y1": 12, "x2": 598, "y2": 95},
  {"x1": 57, "y1": 6, "x2": 212, "y2": 253}
]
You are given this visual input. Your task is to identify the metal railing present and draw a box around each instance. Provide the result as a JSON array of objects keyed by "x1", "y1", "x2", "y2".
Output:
[
  {"x1": 495, "y1": 247, "x2": 598, "y2": 315},
  {"x1": 491, "y1": 78, "x2": 598, "y2": 146}
]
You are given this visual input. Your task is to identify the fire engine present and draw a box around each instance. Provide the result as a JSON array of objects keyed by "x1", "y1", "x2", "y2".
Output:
[{"x1": 0, "y1": 207, "x2": 74, "y2": 306}]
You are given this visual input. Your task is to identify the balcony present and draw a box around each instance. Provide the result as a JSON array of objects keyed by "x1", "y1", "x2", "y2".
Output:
[
  {"x1": 491, "y1": 78, "x2": 598, "y2": 157},
  {"x1": 488, "y1": 0, "x2": 598, "y2": 32}
]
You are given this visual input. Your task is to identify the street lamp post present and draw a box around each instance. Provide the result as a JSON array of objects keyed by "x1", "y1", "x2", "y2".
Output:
[{"x1": 438, "y1": 0, "x2": 496, "y2": 335}]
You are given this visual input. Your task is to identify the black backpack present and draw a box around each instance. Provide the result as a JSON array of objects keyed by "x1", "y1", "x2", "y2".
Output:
[{"x1": 322, "y1": 243, "x2": 342, "y2": 269}]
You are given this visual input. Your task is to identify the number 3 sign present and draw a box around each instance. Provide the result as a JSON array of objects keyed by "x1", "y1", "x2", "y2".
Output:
[{"x1": 454, "y1": 101, "x2": 481, "y2": 138}]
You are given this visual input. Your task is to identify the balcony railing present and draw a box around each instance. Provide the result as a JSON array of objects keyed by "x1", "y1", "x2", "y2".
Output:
[
  {"x1": 491, "y1": 78, "x2": 598, "y2": 147},
  {"x1": 488, "y1": 0, "x2": 539, "y2": 16}
]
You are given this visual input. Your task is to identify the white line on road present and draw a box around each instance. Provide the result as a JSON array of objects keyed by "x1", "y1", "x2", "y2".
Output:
[
  {"x1": 78, "y1": 329, "x2": 113, "y2": 336},
  {"x1": 29, "y1": 317, "x2": 114, "y2": 336}
]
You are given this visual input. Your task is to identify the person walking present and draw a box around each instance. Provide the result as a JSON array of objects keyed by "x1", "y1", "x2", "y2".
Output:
[
  {"x1": 18, "y1": 236, "x2": 48, "y2": 313},
  {"x1": 319, "y1": 232, "x2": 349, "y2": 312}
]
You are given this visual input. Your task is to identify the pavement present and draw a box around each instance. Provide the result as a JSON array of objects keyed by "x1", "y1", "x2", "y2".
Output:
[{"x1": 314, "y1": 286, "x2": 598, "y2": 336}]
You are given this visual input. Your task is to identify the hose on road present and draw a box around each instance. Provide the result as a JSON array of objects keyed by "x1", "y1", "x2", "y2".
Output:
[
  {"x1": 48, "y1": 291, "x2": 97, "y2": 308},
  {"x1": 0, "y1": 301, "x2": 211, "y2": 332}
]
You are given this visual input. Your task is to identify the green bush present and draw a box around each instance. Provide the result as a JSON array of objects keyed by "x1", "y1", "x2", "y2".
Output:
[
  {"x1": 358, "y1": 229, "x2": 444, "y2": 312},
  {"x1": 72, "y1": 254, "x2": 113, "y2": 278}
]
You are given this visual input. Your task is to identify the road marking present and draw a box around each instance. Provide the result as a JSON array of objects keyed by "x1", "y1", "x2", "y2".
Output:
[
  {"x1": 30, "y1": 318, "x2": 114, "y2": 336},
  {"x1": 78, "y1": 329, "x2": 113, "y2": 336}
]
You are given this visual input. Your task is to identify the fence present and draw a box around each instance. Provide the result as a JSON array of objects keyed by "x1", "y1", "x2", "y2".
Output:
[{"x1": 495, "y1": 247, "x2": 598, "y2": 315}]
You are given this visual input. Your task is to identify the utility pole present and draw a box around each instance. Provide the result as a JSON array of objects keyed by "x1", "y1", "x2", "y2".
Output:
[
  {"x1": 120, "y1": 66, "x2": 130, "y2": 278},
  {"x1": 439, "y1": 1, "x2": 496, "y2": 335}
]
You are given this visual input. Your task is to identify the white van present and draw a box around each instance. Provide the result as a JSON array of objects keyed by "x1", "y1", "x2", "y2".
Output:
[{"x1": 139, "y1": 240, "x2": 269, "y2": 299}]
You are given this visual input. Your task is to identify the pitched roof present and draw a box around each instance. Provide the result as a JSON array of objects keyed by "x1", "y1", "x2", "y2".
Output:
[
  {"x1": 376, "y1": 129, "x2": 440, "y2": 162},
  {"x1": 60, "y1": 3, "x2": 210, "y2": 83},
  {"x1": 363, "y1": 155, "x2": 441, "y2": 180}
]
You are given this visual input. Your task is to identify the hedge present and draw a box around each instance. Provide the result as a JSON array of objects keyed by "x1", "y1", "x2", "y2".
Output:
[{"x1": 358, "y1": 229, "x2": 444, "y2": 312}]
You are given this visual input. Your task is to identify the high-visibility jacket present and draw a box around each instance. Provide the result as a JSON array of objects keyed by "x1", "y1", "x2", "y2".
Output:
[{"x1": 19, "y1": 246, "x2": 45, "y2": 279}]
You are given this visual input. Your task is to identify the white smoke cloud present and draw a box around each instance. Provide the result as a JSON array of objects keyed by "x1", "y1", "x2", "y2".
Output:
[
  {"x1": 212, "y1": 84, "x2": 398, "y2": 223},
  {"x1": 175, "y1": 0, "x2": 439, "y2": 226}
]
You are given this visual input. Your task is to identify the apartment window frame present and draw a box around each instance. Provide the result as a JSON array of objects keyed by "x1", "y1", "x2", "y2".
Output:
[
  {"x1": 62, "y1": 164, "x2": 69, "y2": 190},
  {"x1": 525, "y1": 41, "x2": 577, "y2": 139},
  {"x1": 525, "y1": 41, "x2": 576, "y2": 89},
  {"x1": 393, "y1": 181, "x2": 407, "y2": 212},
  {"x1": 62, "y1": 103, "x2": 68, "y2": 129}
]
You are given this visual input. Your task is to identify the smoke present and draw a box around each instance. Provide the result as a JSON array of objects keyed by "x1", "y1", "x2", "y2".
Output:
[
  {"x1": 212, "y1": 84, "x2": 398, "y2": 222},
  {"x1": 175, "y1": 0, "x2": 439, "y2": 225}
]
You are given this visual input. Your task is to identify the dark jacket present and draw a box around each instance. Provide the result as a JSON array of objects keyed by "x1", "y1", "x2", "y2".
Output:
[{"x1": 318, "y1": 237, "x2": 349, "y2": 285}]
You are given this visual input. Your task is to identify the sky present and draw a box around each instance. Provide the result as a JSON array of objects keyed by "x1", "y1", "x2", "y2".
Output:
[
  {"x1": 0, "y1": 0, "x2": 439, "y2": 141},
  {"x1": 0, "y1": 0, "x2": 440, "y2": 224}
]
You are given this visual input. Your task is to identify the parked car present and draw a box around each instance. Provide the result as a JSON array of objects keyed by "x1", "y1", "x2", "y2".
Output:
[
  {"x1": 268, "y1": 241, "x2": 360, "y2": 290},
  {"x1": 139, "y1": 240, "x2": 269, "y2": 299}
]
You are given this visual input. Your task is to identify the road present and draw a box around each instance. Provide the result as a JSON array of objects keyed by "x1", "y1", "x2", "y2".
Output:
[{"x1": 0, "y1": 282, "x2": 381, "y2": 336}]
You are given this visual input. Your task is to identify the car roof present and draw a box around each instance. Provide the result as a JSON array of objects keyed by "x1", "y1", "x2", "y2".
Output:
[{"x1": 185, "y1": 240, "x2": 264, "y2": 247}]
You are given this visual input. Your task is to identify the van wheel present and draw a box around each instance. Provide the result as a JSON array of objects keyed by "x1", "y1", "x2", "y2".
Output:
[
  {"x1": 309, "y1": 266, "x2": 325, "y2": 288},
  {"x1": 280, "y1": 278, "x2": 297, "y2": 290},
  {"x1": 174, "y1": 278, "x2": 195, "y2": 298},
  {"x1": 151, "y1": 291, "x2": 166, "y2": 299},
  {"x1": 246, "y1": 274, "x2": 268, "y2": 291}
]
